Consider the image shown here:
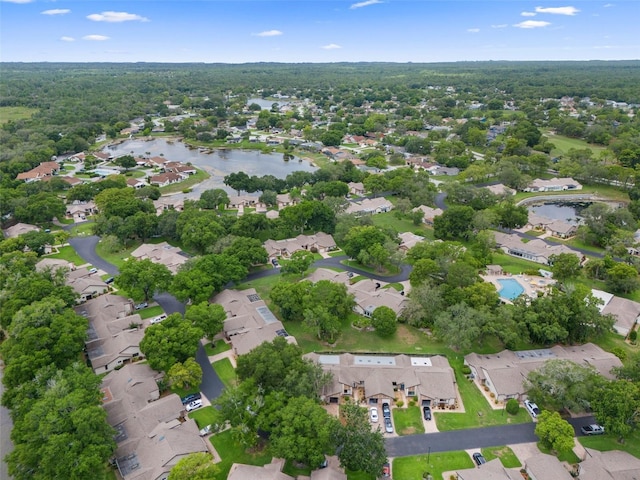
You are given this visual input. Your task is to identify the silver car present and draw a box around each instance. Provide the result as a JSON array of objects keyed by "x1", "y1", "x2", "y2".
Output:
[{"x1": 384, "y1": 417, "x2": 393, "y2": 433}]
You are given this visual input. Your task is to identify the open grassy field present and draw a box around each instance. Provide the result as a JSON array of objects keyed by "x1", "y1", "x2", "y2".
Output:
[
  {"x1": 0, "y1": 106, "x2": 38, "y2": 123},
  {"x1": 46, "y1": 245, "x2": 86, "y2": 266},
  {"x1": 543, "y1": 130, "x2": 606, "y2": 157}
]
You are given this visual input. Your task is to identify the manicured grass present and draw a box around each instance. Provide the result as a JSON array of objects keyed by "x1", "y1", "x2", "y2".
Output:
[
  {"x1": 341, "y1": 259, "x2": 400, "y2": 277},
  {"x1": 46, "y1": 245, "x2": 86, "y2": 265},
  {"x1": 592, "y1": 331, "x2": 639, "y2": 367},
  {"x1": 137, "y1": 305, "x2": 163, "y2": 320},
  {"x1": 384, "y1": 283, "x2": 405, "y2": 291},
  {"x1": 205, "y1": 340, "x2": 232, "y2": 356},
  {"x1": 159, "y1": 168, "x2": 210, "y2": 194},
  {"x1": 346, "y1": 471, "x2": 375, "y2": 480},
  {"x1": 393, "y1": 450, "x2": 474, "y2": 480},
  {"x1": 492, "y1": 252, "x2": 543, "y2": 274},
  {"x1": 481, "y1": 446, "x2": 522, "y2": 468},
  {"x1": 537, "y1": 442, "x2": 580, "y2": 464},
  {"x1": 549, "y1": 237, "x2": 604, "y2": 256},
  {"x1": 68, "y1": 221, "x2": 96, "y2": 237},
  {"x1": 393, "y1": 406, "x2": 425, "y2": 436},
  {"x1": 514, "y1": 184, "x2": 630, "y2": 203},
  {"x1": 0, "y1": 106, "x2": 38, "y2": 123},
  {"x1": 188, "y1": 405, "x2": 223, "y2": 429},
  {"x1": 579, "y1": 429, "x2": 640, "y2": 459},
  {"x1": 236, "y1": 273, "x2": 290, "y2": 300},
  {"x1": 210, "y1": 430, "x2": 272, "y2": 480},
  {"x1": 328, "y1": 250, "x2": 346, "y2": 257},
  {"x1": 94, "y1": 240, "x2": 140, "y2": 270},
  {"x1": 212, "y1": 357, "x2": 237, "y2": 388},
  {"x1": 542, "y1": 130, "x2": 606, "y2": 157},
  {"x1": 435, "y1": 357, "x2": 531, "y2": 431},
  {"x1": 372, "y1": 211, "x2": 427, "y2": 235}
]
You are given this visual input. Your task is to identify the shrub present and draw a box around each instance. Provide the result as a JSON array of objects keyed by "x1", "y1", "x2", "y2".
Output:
[
  {"x1": 396, "y1": 400, "x2": 404, "y2": 408},
  {"x1": 484, "y1": 386, "x2": 490, "y2": 392},
  {"x1": 506, "y1": 398, "x2": 520, "y2": 415},
  {"x1": 490, "y1": 392, "x2": 495, "y2": 398},
  {"x1": 611, "y1": 347, "x2": 627, "y2": 360},
  {"x1": 461, "y1": 365, "x2": 472, "y2": 375},
  {"x1": 182, "y1": 188, "x2": 193, "y2": 194},
  {"x1": 630, "y1": 330, "x2": 637, "y2": 342}
]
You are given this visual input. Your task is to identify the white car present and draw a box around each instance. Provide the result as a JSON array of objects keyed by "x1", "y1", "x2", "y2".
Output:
[
  {"x1": 186, "y1": 399, "x2": 203, "y2": 412},
  {"x1": 370, "y1": 407, "x2": 379, "y2": 422},
  {"x1": 150, "y1": 314, "x2": 167, "y2": 324},
  {"x1": 199, "y1": 424, "x2": 213, "y2": 436},
  {"x1": 524, "y1": 399, "x2": 541, "y2": 418}
]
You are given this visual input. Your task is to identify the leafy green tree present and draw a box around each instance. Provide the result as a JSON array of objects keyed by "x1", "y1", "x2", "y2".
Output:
[
  {"x1": 140, "y1": 314, "x2": 203, "y2": 372},
  {"x1": 198, "y1": 188, "x2": 229, "y2": 210},
  {"x1": 176, "y1": 210, "x2": 226, "y2": 254},
  {"x1": 549, "y1": 253, "x2": 582, "y2": 282},
  {"x1": 20, "y1": 231, "x2": 55, "y2": 256},
  {"x1": 116, "y1": 258, "x2": 172, "y2": 302},
  {"x1": 401, "y1": 283, "x2": 445, "y2": 328},
  {"x1": 167, "y1": 358, "x2": 203, "y2": 390},
  {"x1": 332, "y1": 401, "x2": 387, "y2": 477},
  {"x1": 7, "y1": 363, "x2": 116, "y2": 480},
  {"x1": 342, "y1": 225, "x2": 390, "y2": 260},
  {"x1": 14, "y1": 192, "x2": 66, "y2": 224},
  {"x1": 613, "y1": 352, "x2": 640, "y2": 382},
  {"x1": 494, "y1": 202, "x2": 529, "y2": 229},
  {"x1": 259, "y1": 189, "x2": 278, "y2": 207},
  {"x1": 184, "y1": 301, "x2": 226, "y2": 341},
  {"x1": 591, "y1": 379, "x2": 640, "y2": 440},
  {"x1": 115, "y1": 154, "x2": 136, "y2": 171},
  {"x1": 304, "y1": 305, "x2": 342, "y2": 343},
  {"x1": 534, "y1": 411, "x2": 575, "y2": 453},
  {"x1": 524, "y1": 359, "x2": 600, "y2": 412},
  {"x1": 606, "y1": 263, "x2": 640, "y2": 294},
  {"x1": 371, "y1": 306, "x2": 397, "y2": 337},
  {"x1": 270, "y1": 281, "x2": 312, "y2": 322},
  {"x1": 168, "y1": 452, "x2": 218, "y2": 480},
  {"x1": 433, "y1": 206, "x2": 475, "y2": 240},
  {"x1": 434, "y1": 303, "x2": 488, "y2": 351},
  {"x1": 280, "y1": 250, "x2": 316, "y2": 276},
  {"x1": 94, "y1": 188, "x2": 153, "y2": 219},
  {"x1": 170, "y1": 254, "x2": 247, "y2": 303}
]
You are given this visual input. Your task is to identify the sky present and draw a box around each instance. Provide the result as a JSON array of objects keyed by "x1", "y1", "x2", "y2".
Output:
[{"x1": 1, "y1": 0, "x2": 638, "y2": 63}]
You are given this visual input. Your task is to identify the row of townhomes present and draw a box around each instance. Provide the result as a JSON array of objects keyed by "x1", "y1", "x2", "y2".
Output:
[{"x1": 263, "y1": 232, "x2": 337, "y2": 259}]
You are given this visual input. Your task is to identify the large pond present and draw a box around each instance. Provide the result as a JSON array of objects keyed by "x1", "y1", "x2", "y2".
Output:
[
  {"x1": 247, "y1": 97, "x2": 290, "y2": 110},
  {"x1": 528, "y1": 202, "x2": 585, "y2": 224},
  {"x1": 103, "y1": 138, "x2": 316, "y2": 198}
]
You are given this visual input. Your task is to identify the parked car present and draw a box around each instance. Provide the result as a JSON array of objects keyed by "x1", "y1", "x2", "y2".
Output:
[
  {"x1": 150, "y1": 313, "x2": 167, "y2": 324},
  {"x1": 473, "y1": 452, "x2": 486, "y2": 466},
  {"x1": 422, "y1": 405, "x2": 432, "y2": 421},
  {"x1": 134, "y1": 302, "x2": 148, "y2": 310},
  {"x1": 88, "y1": 267, "x2": 98, "y2": 274},
  {"x1": 384, "y1": 417, "x2": 393, "y2": 434},
  {"x1": 382, "y1": 402, "x2": 391, "y2": 419},
  {"x1": 199, "y1": 424, "x2": 212, "y2": 436},
  {"x1": 104, "y1": 277, "x2": 114, "y2": 284},
  {"x1": 524, "y1": 399, "x2": 540, "y2": 418},
  {"x1": 581, "y1": 424, "x2": 605, "y2": 435},
  {"x1": 186, "y1": 399, "x2": 203, "y2": 412},
  {"x1": 382, "y1": 462, "x2": 390, "y2": 477},
  {"x1": 181, "y1": 393, "x2": 202, "y2": 405},
  {"x1": 271, "y1": 258, "x2": 280, "y2": 267},
  {"x1": 369, "y1": 406, "x2": 379, "y2": 423}
]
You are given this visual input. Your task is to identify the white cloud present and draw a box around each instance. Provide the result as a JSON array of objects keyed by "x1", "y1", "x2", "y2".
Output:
[
  {"x1": 514, "y1": 20, "x2": 551, "y2": 28},
  {"x1": 87, "y1": 11, "x2": 149, "y2": 23},
  {"x1": 521, "y1": 11, "x2": 537, "y2": 17},
  {"x1": 42, "y1": 9, "x2": 71, "y2": 15},
  {"x1": 491, "y1": 24, "x2": 508, "y2": 28},
  {"x1": 83, "y1": 35, "x2": 110, "y2": 41},
  {"x1": 253, "y1": 30, "x2": 283, "y2": 37},
  {"x1": 322, "y1": 43, "x2": 342, "y2": 50},
  {"x1": 603, "y1": 3, "x2": 614, "y2": 7},
  {"x1": 60, "y1": 36, "x2": 75, "y2": 42},
  {"x1": 467, "y1": 28, "x2": 480, "y2": 33},
  {"x1": 350, "y1": 0, "x2": 382, "y2": 9},
  {"x1": 535, "y1": 6, "x2": 580, "y2": 16}
]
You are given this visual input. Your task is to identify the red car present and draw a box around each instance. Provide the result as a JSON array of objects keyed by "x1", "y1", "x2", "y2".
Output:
[{"x1": 382, "y1": 462, "x2": 390, "y2": 477}]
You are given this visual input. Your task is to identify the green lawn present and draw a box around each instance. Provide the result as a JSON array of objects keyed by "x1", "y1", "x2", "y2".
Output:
[
  {"x1": 393, "y1": 406, "x2": 425, "y2": 436},
  {"x1": 542, "y1": 130, "x2": 606, "y2": 157},
  {"x1": 513, "y1": 184, "x2": 630, "y2": 203},
  {"x1": 205, "y1": 340, "x2": 232, "y2": 356},
  {"x1": 491, "y1": 252, "x2": 543, "y2": 274},
  {"x1": 212, "y1": 358, "x2": 237, "y2": 388},
  {"x1": 393, "y1": 450, "x2": 474, "y2": 480},
  {"x1": 579, "y1": 429, "x2": 640, "y2": 459},
  {"x1": 341, "y1": 259, "x2": 400, "y2": 277},
  {"x1": 46, "y1": 245, "x2": 86, "y2": 265},
  {"x1": 372, "y1": 211, "x2": 428, "y2": 236},
  {"x1": 210, "y1": 430, "x2": 272, "y2": 480},
  {"x1": 188, "y1": 405, "x2": 223, "y2": 429},
  {"x1": 537, "y1": 442, "x2": 580, "y2": 464},
  {"x1": 0, "y1": 106, "x2": 38, "y2": 123},
  {"x1": 137, "y1": 305, "x2": 163, "y2": 320},
  {"x1": 94, "y1": 240, "x2": 140, "y2": 270},
  {"x1": 159, "y1": 168, "x2": 210, "y2": 194},
  {"x1": 481, "y1": 446, "x2": 522, "y2": 468},
  {"x1": 68, "y1": 221, "x2": 96, "y2": 237}
]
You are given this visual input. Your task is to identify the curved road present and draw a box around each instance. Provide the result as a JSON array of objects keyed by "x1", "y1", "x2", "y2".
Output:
[
  {"x1": 67, "y1": 235, "x2": 225, "y2": 402},
  {"x1": 386, "y1": 415, "x2": 596, "y2": 457}
]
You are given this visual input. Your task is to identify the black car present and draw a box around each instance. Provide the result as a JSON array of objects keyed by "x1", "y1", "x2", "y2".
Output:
[
  {"x1": 422, "y1": 405, "x2": 432, "y2": 421},
  {"x1": 382, "y1": 402, "x2": 391, "y2": 419},
  {"x1": 181, "y1": 392, "x2": 201, "y2": 405},
  {"x1": 473, "y1": 452, "x2": 486, "y2": 466}
]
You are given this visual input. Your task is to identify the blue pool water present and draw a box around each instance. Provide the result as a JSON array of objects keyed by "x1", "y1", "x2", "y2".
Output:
[{"x1": 497, "y1": 278, "x2": 525, "y2": 300}]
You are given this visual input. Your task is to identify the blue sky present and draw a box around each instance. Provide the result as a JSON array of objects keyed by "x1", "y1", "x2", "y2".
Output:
[{"x1": 1, "y1": 1, "x2": 638, "y2": 63}]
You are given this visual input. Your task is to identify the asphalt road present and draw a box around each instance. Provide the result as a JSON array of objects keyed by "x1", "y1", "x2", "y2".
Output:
[
  {"x1": 0, "y1": 366, "x2": 12, "y2": 479},
  {"x1": 385, "y1": 415, "x2": 596, "y2": 457},
  {"x1": 67, "y1": 235, "x2": 225, "y2": 403}
]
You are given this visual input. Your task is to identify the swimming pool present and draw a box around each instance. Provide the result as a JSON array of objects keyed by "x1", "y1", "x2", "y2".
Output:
[{"x1": 497, "y1": 278, "x2": 525, "y2": 300}]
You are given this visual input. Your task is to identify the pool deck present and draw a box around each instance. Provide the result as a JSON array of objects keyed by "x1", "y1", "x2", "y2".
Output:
[{"x1": 481, "y1": 273, "x2": 556, "y2": 302}]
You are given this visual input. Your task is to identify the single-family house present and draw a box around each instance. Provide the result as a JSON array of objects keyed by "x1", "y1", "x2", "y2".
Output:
[
  {"x1": 526, "y1": 213, "x2": 578, "y2": 239},
  {"x1": 577, "y1": 448, "x2": 640, "y2": 480},
  {"x1": 347, "y1": 182, "x2": 365, "y2": 196},
  {"x1": 484, "y1": 183, "x2": 516, "y2": 196},
  {"x1": 524, "y1": 177, "x2": 582, "y2": 192},
  {"x1": 398, "y1": 231, "x2": 424, "y2": 251},
  {"x1": 456, "y1": 458, "x2": 521, "y2": 480},
  {"x1": 148, "y1": 172, "x2": 187, "y2": 187},
  {"x1": 76, "y1": 294, "x2": 134, "y2": 321},
  {"x1": 349, "y1": 278, "x2": 408, "y2": 317},
  {"x1": 494, "y1": 232, "x2": 581, "y2": 265},
  {"x1": 126, "y1": 178, "x2": 147, "y2": 189},
  {"x1": 146, "y1": 156, "x2": 169, "y2": 168},
  {"x1": 2, "y1": 222, "x2": 40, "y2": 238},
  {"x1": 276, "y1": 193, "x2": 298, "y2": 209},
  {"x1": 130, "y1": 242, "x2": 189, "y2": 274},
  {"x1": 16, "y1": 161, "x2": 60, "y2": 183},
  {"x1": 228, "y1": 459, "x2": 293, "y2": 480},
  {"x1": 153, "y1": 197, "x2": 184, "y2": 215},
  {"x1": 213, "y1": 288, "x2": 297, "y2": 356},
  {"x1": 164, "y1": 162, "x2": 197, "y2": 175},
  {"x1": 66, "y1": 200, "x2": 98, "y2": 221},
  {"x1": 525, "y1": 453, "x2": 573, "y2": 480},
  {"x1": 36, "y1": 257, "x2": 74, "y2": 273},
  {"x1": 264, "y1": 233, "x2": 337, "y2": 259},
  {"x1": 101, "y1": 363, "x2": 208, "y2": 480},
  {"x1": 226, "y1": 195, "x2": 259, "y2": 209},
  {"x1": 412, "y1": 205, "x2": 443, "y2": 225},
  {"x1": 344, "y1": 197, "x2": 393, "y2": 216},
  {"x1": 66, "y1": 268, "x2": 109, "y2": 303},
  {"x1": 464, "y1": 343, "x2": 622, "y2": 401},
  {"x1": 592, "y1": 289, "x2": 640, "y2": 337},
  {"x1": 305, "y1": 352, "x2": 458, "y2": 409}
]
